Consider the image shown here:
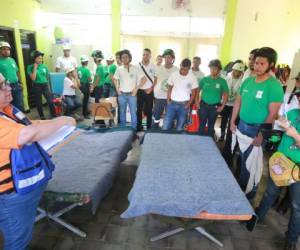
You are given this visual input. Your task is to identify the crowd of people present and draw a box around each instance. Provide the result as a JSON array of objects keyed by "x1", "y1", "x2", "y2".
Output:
[{"x1": 0, "y1": 39, "x2": 300, "y2": 250}]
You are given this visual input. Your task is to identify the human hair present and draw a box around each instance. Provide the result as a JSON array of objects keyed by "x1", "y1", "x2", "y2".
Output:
[
  {"x1": 144, "y1": 48, "x2": 151, "y2": 54},
  {"x1": 193, "y1": 56, "x2": 201, "y2": 61},
  {"x1": 181, "y1": 58, "x2": 191, "y2": 68}
]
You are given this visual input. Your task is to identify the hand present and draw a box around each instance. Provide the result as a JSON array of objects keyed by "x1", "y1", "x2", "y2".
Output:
[
  {"x1": 285, "y1": 126, "x2": 299, "y2": 138},
  {"x1": 90, "y1": 85, "x2": 95, "y2": 92},
  {"x1": 145, "y1": 87, "x2": 153, "y2": 94},
  {"x1": 167, "y1": 99, "x2": 171, "y2": 104},
  {"x1": 185, "y1": 103, "x2": 191, "y2": 110},
  {"x1": 116, "y1": 88, "x2": 121, "y2": 96},
  {"x1": 216, "y1": 105, "x2": 224, "y2": 113},
  {"x1": 230, "y1": 122, "x2": 237, "y2": 133},
  {"x1": 278, "y1": 118, "x2": 291, "y2": 129},
  {"x1": 252, "y1": 132, "x2": 263, "y2": 146},
  {"x1": 34, "y1": 63, "x2": 38, "y2": 69}
]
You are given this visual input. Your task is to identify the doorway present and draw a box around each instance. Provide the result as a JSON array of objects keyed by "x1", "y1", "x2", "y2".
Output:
[
  {"x1": 0, "y1": 27, "x2": 18, "y2": 68},
  {"x1": 20, "y1": 29, "x2": 36, "y2": 108}
]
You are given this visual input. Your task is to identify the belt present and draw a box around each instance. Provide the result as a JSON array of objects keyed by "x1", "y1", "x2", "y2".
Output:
[
  {"x1": 120, "y1": 91, "x2": 133, "y2": 95},
  {"x1": 200, "y1": 100, "x2": 220, "y2": 107},
  {"x1": 171, "y1": 100, "x2": 189, "y2": 105}
]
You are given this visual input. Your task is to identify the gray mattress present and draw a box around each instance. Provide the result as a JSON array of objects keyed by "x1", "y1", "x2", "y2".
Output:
[
  {"x1": 47, "y1": 130, "x2": 133, "y2": 213},
  {"x1": 121, "y1": 133, "x2": 254, "y2": 219}
]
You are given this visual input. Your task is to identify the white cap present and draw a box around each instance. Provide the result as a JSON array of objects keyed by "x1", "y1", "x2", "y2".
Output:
[
  {"x1": 80, "y1": 55, "x2": 89, "y2": 62},
  {"x1": 62, "y1": 44, "x2": 71, "y2": 50},
  {"x1": 232, "y1": 62, "x2": 245, "y2": 72},
  {"x1": 106, "y1": 56, "x2": 114, "y2": 61},
  {"x1": 65, "y1": 67, "x2": 75, "y2": 74},
  {"x1": 0, "y1": 41, "x2": 11, "y2": 49},
  {"x1": 0, "y1": 73, "x2": 5, "y2": 83}
]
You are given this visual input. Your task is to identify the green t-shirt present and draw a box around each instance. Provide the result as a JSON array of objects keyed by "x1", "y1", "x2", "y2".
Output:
[
  {"x1": 199, "y1": 76, "x2": 229, "y2": 105},
  {"x1": 95, "y1": 64, "x2": 106, "y2": 87},
  {"x1": 277, "y1": 109, "x2": 300, "y2": 164},
  {"x1": 27, "y1": 64, "x2": 49, "y2": 84},
  {"x1": 0, "y1": 57, "x2": 19, "y2": 83},
  {"x1": 239, "y1": 76, "x2": 284, "y2": 124},
  {"x1": 77, "y1": 66, "x2": 92, "y2": 85},
  {"x1": 106, "y1": 64, "x2": 117, "y2": 85}
]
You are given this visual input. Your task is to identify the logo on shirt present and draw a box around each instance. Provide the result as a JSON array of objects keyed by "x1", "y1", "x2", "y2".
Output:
[
  {"x1": 256, "y1": 90, "x2": 264, "y2": 99},
  {"x1": 130, "y1": 74, "x2": 135, "y2": 78},
  {"x1": 12, "y1": 63, "x2": 16, "y2": 69},
  {"x1": 42, "y1": 68, "x2": 47, "y2": 73},
  {"x1": 216, "y1": 83, "x2": 220, "y2": 89}
]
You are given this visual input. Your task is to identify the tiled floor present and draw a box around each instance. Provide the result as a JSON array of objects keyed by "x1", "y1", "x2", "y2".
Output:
[{"x1": 0, "y1": 108, "x2": 298, "y2": 250}]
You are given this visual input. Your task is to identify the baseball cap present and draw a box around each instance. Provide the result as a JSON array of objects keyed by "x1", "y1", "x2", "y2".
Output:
[
  {"x1": 80, "y1": 55, "x2": 89, "y2": 62},
  {"x1": 232, "y1": 62, "x2": 245, "y2": 72},
  {"x1": 0, "y1": 41, "x2": 11, "y2": 49}
]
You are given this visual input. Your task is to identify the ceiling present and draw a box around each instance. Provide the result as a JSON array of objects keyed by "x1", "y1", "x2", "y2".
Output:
[{"x1": 40, "y1": 0, "x2": 227, "y2": 17}]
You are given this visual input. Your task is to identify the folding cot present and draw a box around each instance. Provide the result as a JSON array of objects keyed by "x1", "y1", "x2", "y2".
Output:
[
  {"x1": 35, "y1": 128, "x2": 134, "y2": 237},
  {"x1": 121, "y1": 133, "x2": 254, "y2": 247}
]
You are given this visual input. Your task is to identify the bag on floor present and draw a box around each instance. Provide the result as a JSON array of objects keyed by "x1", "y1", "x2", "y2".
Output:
[{"x1": 269, "y1": 152, "x2": 300, "y2": 186}]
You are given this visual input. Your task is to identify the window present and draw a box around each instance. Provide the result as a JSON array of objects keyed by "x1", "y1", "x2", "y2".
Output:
[{"x1": 196, "y1": 44, "x2": 218, "y2": 75}]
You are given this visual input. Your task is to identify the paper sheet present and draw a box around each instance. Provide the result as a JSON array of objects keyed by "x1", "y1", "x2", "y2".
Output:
[{"x1": 38, "y1": 126, "x2": 76, "y2": 152}]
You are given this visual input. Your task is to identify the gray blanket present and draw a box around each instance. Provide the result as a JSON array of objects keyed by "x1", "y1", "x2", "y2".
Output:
[
  {"x1": 47, "y1": 130, "x2": 133, "y2": 213},
  {"x1": 121, "y1": 133, "x2": 253, "y2": 218}
]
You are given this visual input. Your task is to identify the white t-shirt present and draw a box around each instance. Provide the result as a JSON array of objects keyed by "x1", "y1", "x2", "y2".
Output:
[
  {"x1": 113, "y1": 65, "x2": 138, "y2": 93},
  {"x1": 56, "y1": 56, "x2": 78, "y2": 72},
  {"x1": 63, "y1": 77, "x2": 76, "y2": 96},
  {"x1": 278, "y1": 92, "x2": 299, "y2": 116},
  {"x1": 154, "y1": 65, "x2": 179, "y2": 99},
  {"x1": 191, "y1": 69, "x2": 205, "y2": 82},
  {"x1": 168, "y1": 71, "x2": 198, "y2": 102},
  {"x1": 137, "y1": 62, "x2": 156, "y2": 90},
  {"x1": 225, "y1": 74, "x2": 243, "y2": 106}
]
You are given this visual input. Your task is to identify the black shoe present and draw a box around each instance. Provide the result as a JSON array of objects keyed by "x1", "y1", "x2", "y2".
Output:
[
  {"x1": 40, "y1": 116, "x2": 46, "y2": 120},
  {"x1": 284, "y1": 241, "x2": 297, "y2": 250},
  {"x1": 246, "y1": 214, "x2": 258, "y2": 232}
]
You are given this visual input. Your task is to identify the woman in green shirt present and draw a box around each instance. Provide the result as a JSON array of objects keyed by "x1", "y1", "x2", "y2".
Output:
[
  {"x1": 247, "y1": 96, "x2": 300, "y2": 250},
  {"x1": 27, "y1": 50, "x2": 56, "y2": 119}
]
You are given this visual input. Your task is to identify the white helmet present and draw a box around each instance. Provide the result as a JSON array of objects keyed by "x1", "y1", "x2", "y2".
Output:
[
  {"x1": 80, "y1": 55, "x2": 89, "y2": 62},
  {"x1": 65, "y1": 67, "x2": 75, "y2": 74},
  {"x1": 232, "y1": 62, "x2": 245, "y2": 72},
  {"x1": 0, "y1": 41, "x2": 11, "y2": 49}
]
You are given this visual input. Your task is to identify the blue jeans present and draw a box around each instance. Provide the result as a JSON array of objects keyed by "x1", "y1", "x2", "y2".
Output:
[
  {"x1": 64, "y1": 95, "x2": 82, "y2": 115},
  {"x1": 10, "y1": 82, "x2": 24, "y2": 112},
  {"x1": 153, "y1": 98, "x2": 167, "y2": 127},
  {"x1": 118, "y1": 93, "x2": 137, "y2": 129},
  {"x1": 162, "y1": 101, "x2": 188, "y2": 131},
  {"x1": 237, "y1": 120, "x2": 260, "y2": 200},
  {"x1": 0, "y1": 184, "x2": 46, "y2": 250},
  {"x1": 198, "y1": 102, "x2": 218, "y2": 137},
  {"x1": 256, "y1": 177, "x2": 300, "y2": 244}
]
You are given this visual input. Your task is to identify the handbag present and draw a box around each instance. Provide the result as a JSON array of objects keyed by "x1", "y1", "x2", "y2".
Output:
[{"x1": 269, "y1": 151, "x2": 300, "y2": 186}]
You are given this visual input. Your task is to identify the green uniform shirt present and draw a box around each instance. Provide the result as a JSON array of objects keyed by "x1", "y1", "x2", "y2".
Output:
[
  {"x1": 77, "y1": 66, "x2": 92, "y2": 85},
  {"x1": 27, "y1": 64, "x2": 49, "y2": 84},
  {"x1": 277, "y1": 109, "x2": 300, "y2": 163},
  {"x1": 199, "y1": 76, "x2": 229, "y2": 105},
  {"x1": 106, "y1": 64, "x2": 117, "y2": 85},
  {"x1": 239, "y1": 76, "x2": 284, "y2": 124},
  {"x1": 0, "y1": 57, "x2": 19, "y2": 83},
  {"x1": 95, "y1": 64, "x2": 106, "y2": 87}
]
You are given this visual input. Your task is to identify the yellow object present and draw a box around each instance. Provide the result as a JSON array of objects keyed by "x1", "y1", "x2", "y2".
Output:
[
  {"x1": 111, "y1": 0, "x2": 121, "y2": 53},
  {"x1": 269, "y1": 152, "x2": 300, "y2": 187},
  {"x1": 54, "y1": 26, "x2": 64, "y2": 40}
]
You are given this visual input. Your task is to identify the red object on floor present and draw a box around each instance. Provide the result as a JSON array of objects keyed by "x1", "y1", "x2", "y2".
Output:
[
  {"x1": 186, "y1": 105, "x2": 199, "y2": 132},
  {"x1": 52, "y1": 97, "x2": 63, "y2": 116}
]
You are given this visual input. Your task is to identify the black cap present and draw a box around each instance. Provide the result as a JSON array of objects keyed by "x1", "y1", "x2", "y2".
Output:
[
  {"x1": 30, "y1": 50, "x2": 44, "y2": 59},
  {"x1": 162, "y1": 49, "x2": 175, "y2": 58}
]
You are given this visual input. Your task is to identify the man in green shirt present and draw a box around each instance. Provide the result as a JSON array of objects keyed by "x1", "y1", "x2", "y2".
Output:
[
  {"x1": 27, "y1": 50, "x2": 56, "y2": 119},
  {"x1": 78, "y1": 55, "x2": 92, "y2": 118},
  {"x1": 197, "y1": 59, "x2": 229, "y2": 137},
  {"x1": 103, "y1": 56, "x2": 114, "y2": 98},
  {"x1": 109, "y1": 51, "x2": 122, "y2": 97},
  {"x1": 0, "y1": 41, "x2": 23, "y2": 111},
  {"x1": 230, "y1": 47, "x2": 284, "y2": 200},
  {"x1": 91, "y1": 50, "x2": 105, "y2": 103},
  {"x1": 247, "y1": 101, "x2": 300, "y2": 250}
]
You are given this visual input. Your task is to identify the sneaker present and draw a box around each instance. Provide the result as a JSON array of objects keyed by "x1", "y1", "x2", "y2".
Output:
[
  {"x1": 246, "y1": 214, "x2": 258, "y2": 232},
  {"x1": 284, "y1": 241, "x2": 297, "y2": 250}
]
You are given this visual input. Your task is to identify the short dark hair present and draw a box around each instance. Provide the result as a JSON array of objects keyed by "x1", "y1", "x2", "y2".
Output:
[
  {"x1": 250, "y1": 48, "x2": 259, "y2": 55},
  {"x1": 181, "y1": 58, "x2": 191, "y2": 68},
  {"x1": 115, "y1": 51, "x2": 121, "y2": 57},
  {"x1": 120, "y1": 49, "x2": 132, "y2": 61},
  {"x1": 81, "y1": 61, "x2": 88, "y2": 66},
  {"x1": 144, "y1": 48, "x2": 151, "y2": 54},
  {"x1": 193, "y1": 56, "x2": 201, "y2": 61}
]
